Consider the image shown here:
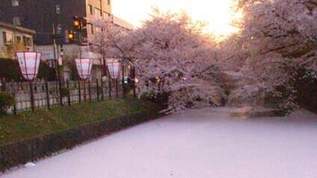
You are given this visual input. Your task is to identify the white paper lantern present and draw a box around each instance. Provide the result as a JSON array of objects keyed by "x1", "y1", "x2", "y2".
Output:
[
  {"x1": 106, "y1": 59, "x2": 120, "y2": 79},
  {"x1": 16, "y1": 52, "x2": 41, "y2": 81},
  {"x1": 75, "y1": 58, "x2": 93, "y2": 80}
]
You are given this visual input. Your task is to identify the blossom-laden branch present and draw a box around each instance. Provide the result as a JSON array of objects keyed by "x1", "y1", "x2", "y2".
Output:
[
  {"x1": 91, "y1": 12, "x2": 226, "y2": 112},
  {"x1": 225, "y1": 0, "x2": 317, "y2": 111}
]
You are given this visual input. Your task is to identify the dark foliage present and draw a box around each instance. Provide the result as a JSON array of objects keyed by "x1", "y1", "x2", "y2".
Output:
[
  {"x1": 141, "y1": 91, "x2": 169, "y2": 109},
  {"x1": 60, "y1": 87, "x2": 70, "y2": 97},
  {"x1": 0, "y1": 58, "x2": 56, "y2": 81},
  {"x1": 294, "y1": 68, "x2": 317, "y2": 113},
  {"x1": 64, "y1": 60, "x2": 79, "y2": 80},
  {"x1": 0, "y1": 92, "x2": 15, "y2": 114}
]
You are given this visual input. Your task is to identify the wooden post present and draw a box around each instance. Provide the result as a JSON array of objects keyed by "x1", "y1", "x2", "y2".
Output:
[
  {"x1": 45, "y1": 81, "x2": 50, "y2": 110},
  {"x1": 78, "y1": 80, "x2": 81, "y2": 103}
]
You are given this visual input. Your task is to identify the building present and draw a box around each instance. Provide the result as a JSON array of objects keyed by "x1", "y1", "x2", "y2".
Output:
[
  {"x1": 0, "y1": 0, "x2": 132, "y2": 56},
  {"x1": 0, "y1": 0, "x2": 115, "y2": 45},
  {"x1": 0, "y1": 0, "x2": 133, "y2": 80},
  {"x1": 0, "y1": 21, "x2": 35, "y2": 59}
]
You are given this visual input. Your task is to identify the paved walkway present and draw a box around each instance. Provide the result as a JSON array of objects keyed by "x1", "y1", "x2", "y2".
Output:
[{"x1": 2, "y1": 108, "x2": 317, "y2": 178}]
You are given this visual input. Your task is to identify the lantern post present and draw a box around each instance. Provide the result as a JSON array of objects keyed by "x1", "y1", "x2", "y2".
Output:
[
  {"x1": 106, "y1": 59, "x2": 121, "y2": 98},
  {"x1": 75, "y1": 58, "x2": 93, "y2": 102},
  {"x1": 17, "y1": 52, "x2": 41, "y2": 112}
]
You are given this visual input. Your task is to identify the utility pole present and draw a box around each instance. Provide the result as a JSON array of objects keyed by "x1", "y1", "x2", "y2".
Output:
[{"x1": 53, "y1": 24, "x2": 63, "y2": 106}]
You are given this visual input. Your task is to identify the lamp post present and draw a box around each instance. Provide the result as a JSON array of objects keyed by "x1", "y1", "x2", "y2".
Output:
[
  {"x1": 75, "y1": 58, "x2": 93, "y2": 102},
  {"x1": 17, "y1": 52, "x2": 41, "y2": 112},
  {"x1": 106, "y1": 59, "x2": 120, "y2": 98}
]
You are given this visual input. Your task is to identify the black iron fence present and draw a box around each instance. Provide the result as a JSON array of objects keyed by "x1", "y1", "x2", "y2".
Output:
[{"x1": 1, "y1": 78, "x2": 135, "y2": 113}]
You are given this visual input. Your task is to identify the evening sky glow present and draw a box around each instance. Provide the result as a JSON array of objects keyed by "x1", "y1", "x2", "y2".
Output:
[{"x1": 112, "y1": 0, "x2": 241, "y2": 37}]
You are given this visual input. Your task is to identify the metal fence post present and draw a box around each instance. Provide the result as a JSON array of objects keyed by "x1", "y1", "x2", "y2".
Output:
[
  {"x1": 101, "y1": 79, "x2": 104, "y2": 101},
  {"x1": 66, "y1": 80, "x2": 71, "y2": 106},
  {"x1": 45, "y1": 80, "x2": 50, "y2": 110},
  {"x1": 78, "y1": 80, "x2": 81, "y2": 103},
  {"x1": 12, "y1": 84, "x2": 17, "y2": 114},
  {"x1": 83, "y1": 80, "x2": 87, "y2": 102},
  {"x1": 115, "y1": 79, "x2": 119, "y2": 98},
  {"x1": 58, "y1": 80, "x2": 63, "y2": 107},
  {"x1": 122, "y1": 64, "x2": 126, "y2": 97},
  {"x1": 29, "y1": 81, "x2": 35, "y2": 112},
  {"x1": 108, "y1": 79, "x2": 112, "y2": 99},
  {"x1": 96, "y1": 79, "x2": 100, "y2": 101},
  {"x1": 13, "y1": 95, "x2": 17, "y2": 115},
  {"x1": 88, "y1": 80, "x2": 92, "y2": 102}
]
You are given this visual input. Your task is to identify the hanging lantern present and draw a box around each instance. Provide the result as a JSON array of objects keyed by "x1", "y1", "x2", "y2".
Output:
[
  {"x1": 106, "y1": 59, "x2": 120, "y2": 79},
  {"x1": 16, "y1": 52, "x2": 41, "y2": 112},
  {"x1": 75, "y1": 58, "x2": 93, "y2": 80},
  {"x1": 16, "y1": 52, "x2": 41, "y2": 81}
]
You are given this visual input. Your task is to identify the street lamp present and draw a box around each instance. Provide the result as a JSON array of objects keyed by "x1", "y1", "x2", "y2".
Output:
[
  {"x1": 76, "y1": 58, "x2": 93, "y2": 102},
  {"x1": 106, "y1": 59, "x2": 121, "y2": 97},
  {"x1": 106, "y1": 59, "x2": 120, "y2": 79},
  {"x1": 75, "y1": 58, "x2": 93, "y2": 80},
  {"x1": 16, "y1": 51, "x2": 41, "y2": 111}
]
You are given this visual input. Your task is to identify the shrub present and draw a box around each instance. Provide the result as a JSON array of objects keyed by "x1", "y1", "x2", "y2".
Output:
[
  {"x1": 0, "y1": 59, "x2": 21, "y2": 81},
  {"x1": 294, "y1": 68, "x2": 317, "y2": 113},
  {"x1": 60, "y1": 87, "x2": 70, "y2": 97},
  {"x1": 140, "y1": 91, "x2": 169, "y2": 109},
  {"x1": 0, "y1": 92, "x2": 15, "y2": 115},
  {"x1": 0, "y1": 58, "x2": 56, "y2": 81},
  {"x1": 262, "y1": 67, "x2": 317, "y2": 114},
  {"x1": 64, "y1": 60, "x2": 79, "y2": 80},
  {"x1": 38, "y1": 62, "x2": 57, "y2": 81}
]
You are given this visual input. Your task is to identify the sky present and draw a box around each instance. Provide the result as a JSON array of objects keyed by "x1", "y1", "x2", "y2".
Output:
[{"x1": 112, "y1": 0, "x2": 241, "y2": 37}]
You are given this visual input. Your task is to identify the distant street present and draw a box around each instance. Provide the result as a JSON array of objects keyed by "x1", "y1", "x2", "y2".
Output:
[{"x1": 2, "y1": 108, "x2": 317, "y2": 178}]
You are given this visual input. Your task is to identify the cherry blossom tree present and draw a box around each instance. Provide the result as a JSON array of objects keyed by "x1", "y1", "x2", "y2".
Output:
[
  {"x1": 226, "y1": 0, "x2": 317, "y2": 111},
  {"x1": 90, "y1": 2, "x2": 317, "y2": 112},
  {"x1": 136, "y1": 13, "x2": 227, "y2": 112},
  {"x1": 90, "y1": 18, "x2": 139, "y2": 64},
  {"x1": 92, "y1": 12, "x2": 226, "y2": 112}
]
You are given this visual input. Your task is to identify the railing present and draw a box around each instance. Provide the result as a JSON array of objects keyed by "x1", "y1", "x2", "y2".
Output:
[{"x1": 1, "y1": 78, "x2": 134, "y2": 113}]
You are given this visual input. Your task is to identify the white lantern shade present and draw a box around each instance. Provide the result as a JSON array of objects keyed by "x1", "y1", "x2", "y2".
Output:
[
  {"x1": 75, "y1": 58, "x2": 93, "y2": 80},
  {"x1": 106, "y1": 59, "x2": 120, "y2": 79},
  {"x1": 17, "y1": 52, "x2": 41, "y2": 81}
]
